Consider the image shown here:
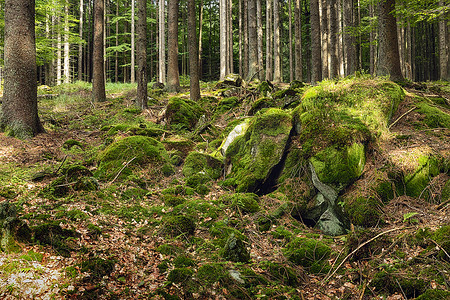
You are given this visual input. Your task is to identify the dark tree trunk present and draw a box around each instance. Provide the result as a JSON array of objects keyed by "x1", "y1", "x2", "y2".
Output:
[
  {"x1": 188, "y1": 0, "x2": 200, "y2": 101},
  {"x1": 167, "y1": 0, "x2": 180, "y2": 92},
  {"x1": 93, "y1": 0, "x2": 106, "y2": 101},
  {"x1": 1, "y1": 0, "x2": 44, "y2": 139},
  {"x1": 136, "y1": 0, "x2": 148, "y2": 109},
  {"x1": 329, "y1": 0, "x2": 338, "y2": 78},
  {"x1": 248, "y1": 0, "x2": 258, "y2": 80},
  {"x1": 310, "y1": 0, "x2": 322, "y2": 83},
  {"x1": 376, "y1": 0, "x2": 403, "y2": 81},
  {"x1": 294, "y1": 0, "x2": 302, "y2": 81}
]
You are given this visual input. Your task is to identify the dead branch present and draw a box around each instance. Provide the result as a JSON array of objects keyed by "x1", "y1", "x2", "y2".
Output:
[
  {"x1": 109, "y1": 156, "x2": 137, "y2": 184},
  {"x1": 389, "y1": 107, "x2": 417, "y2": 129}
]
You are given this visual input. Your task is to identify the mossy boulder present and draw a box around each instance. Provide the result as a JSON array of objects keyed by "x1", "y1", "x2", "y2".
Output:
[
  {"x1": 248, "y1": 97, "x2": 277, "y2": 116},
  {"x1": 442, "y1": 179, "x2": 450, "y2": 202},
  {"x1": 33, "y1": 222, "x2": 79, "y2": 257},
  {"x1": 415, "y1": 101, "x2": 450, "y2": 129},
  {"x1": 96, "y1": 136, "x2": 169, "y2": 181},
  {"x1": 225, "y1": 108, "x2": 292, "y2": 193},
  {"x1": 310, "y1": 143, "x2": 366, "y2": 191},
  {"x1": 182, "y1": 151, "x2": 223, "y2": 180},
  {"x1": 79, "y1": 257, "x2": 115, "y2": 280},
  {"x1": 404, "y1": 154, "x2": 441, "y2": 200},
  {"x1": 344, "y1": 196, "x2": 383, "y2": 227},
  {"x1": 433, "y1": 225, "x2": 450, "y2": 261},
  {"x1": 371, "y1": 269, "x2": 428, "y2": 298},
  {"x1": 224, "y1": 193, "x2": 260, "y2": 214},
  {"x1": 165, "y1": 97, "x2": 205, "y2": 131},
  {"x1": 283, "y1": 237, "x2": 331, "y2": 274},
  {"x1": 416, "y1": 289, "x2": 450, "y2": 300},
  {"x1": 214, "y1": 96, "x2": 240, "y2": 115},
  {"x1": 163, "y1": 215, "x2": 196, "y2": 237},
  {"x1": 222, "y1": 233, "x2": 250, "y2": 263},
  {"x1": 215, "y1": 73, "x2": 243, "y2": 88},
  {"x1": 162, "y1": 135, "x2": 195, "y2": 157},
  {"x1": 0, "y1": 202, "x2": 32, "y2": 253}
]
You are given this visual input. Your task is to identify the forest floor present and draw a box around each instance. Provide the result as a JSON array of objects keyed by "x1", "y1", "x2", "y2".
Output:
[{"x1": 0, "y1": 78, "x2": 449, "y2": 299}]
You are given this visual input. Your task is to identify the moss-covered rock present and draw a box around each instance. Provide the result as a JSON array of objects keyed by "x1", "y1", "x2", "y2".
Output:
[
  {"x1": 416, "y1": 289, "x2": 450, "y2": 300},
  {"x1": 214, "y1": 96, "x2": 240, "y2": 116},
  {"x1": 197, "y1": 263, "x2": 229, "y2": 285},
  {"x1": 0, "y1": 202, "x2": 32, "y2": 253},
  {"x1": 33, "y1": 222, "x2": 79, "y2": 257},
  {"x1": 224, "y1": 193, "x2": 260, "y2": 214},
  {"x1": 433, "y1": 225, "x2": 450, "y2": 261},
  {"x1": 162, "y1": 135, "x2": 195, "y2": 157},
  {"x1": 225, "y1": 108, "x2": 292, "y2": 193},
  {"x1": 371, "y1": 268, "x2": 428, "y2": 298},
  {"x1": 283, "y1": 237, "x2": 331, "y2": 274},
  {"x1": 163, "y1": 215, "x2": 196, "y2": 237},
  {"x1": 96, "y1": 136, "x2": 169, "y2": 181},
  {"x1": 215, "y1": 73, "x2": 243, "y2": 88},
  {"x1": 168, "y1": 267, "x2": 194, "y2": 284},
  {"x1": 415, "y1": 101, "x2": 450, "y2": 129},
  {"x1": 79, "y1": 257, "x2": 115, "y2": 280},
  {"x1": 344, "y1": 196, "x2": 383, "y2": 227},
  {"x1": 346, "y1": 228, "x2": 390, "y2": 261},
  {"x1": 222, "y1": 233, "x2": 250, "y2": 263},
  {"x1": 404, "y1": 154, "x2": 441, "y2": 200},
  {"x1": 442, "y1": 179, "x2": 450, "y2": 203},
  {"x1": 182, "y1": 151, "x2": 223, "y2": 180},
  {"x1": 165, "y1": 97, "x2": 205, "y2": 131},
  {"x1": 248, "y1": 97, "x2": 277, "y2": 116},
  {"x1": 310, "y1": 143, "x2": 365, "y2": 190},
  {"x1": 261, "y1": 261, "x2": 303, "y2": 286}
]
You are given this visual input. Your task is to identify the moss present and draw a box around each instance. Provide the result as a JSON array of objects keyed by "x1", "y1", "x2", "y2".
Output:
[
  {"x1": 248, "y1": 97, "x2": 277, "y2": 115},
  {"x1": 19, "y1": 250, "x2": 44, "y2": 262},
  {"x1": 165, "y1": 97, "x2": 205, "y2": 131},
  {"x1": 161, "y1": 163, "x2": 175, "y2": 177},
  {"x1": 433, "y1": 225, "x2": 450, "y2": 260},
  {"x1": 79, "y1": 257, "x2": 115, "y2": 280},
  {"x1": 156, "y1": 244, "x2": 182, "y2": 256},
  {"x1": 195, "y1": 184, "x2": 210, "y2": 195},
  {"x1": 261, "y1": 261, "x2": 301, "y2": 286},
  {"x1": 225, "y1": 108, "x2": 292, "y2": 193},
  {"x1": 173, "y1": 255, "x2": 196, "y2": 267},
  {"x1": 346, "y1": 228, "x2": 390, "y2": 261},
  {"x1": 168, "y1": 267, "x2": 194, "y2": 284},
  {"x1": 310, "y1": 143, "x2": 365, "y2": 190},
  {"x1": 214, "y1": 96, "x2": 240, "y2": 115},
  {"x1": 62, "y1": 139, "x2": 83, "y2": 150},
  {"x1": 162, "y1": 136, "x2": 195, "y2": 157},
  {"x1": 33, "y1": 223, "x2": 79, "y2": 257},
  {"x1": 374, "y1": 180, "x2": 395, "y2": 203},
  {"x1": 415, "y1": 101, "x2": 450, "y2": 129},
  {"x1": 197, "y1": 263, "x2": 229, "y2": 285},
  {"x1": 182, "y1": 151, "x2": 223, "y2": 179},
  {"x1": 87, "y1": 223, "x2": 102, "y2": 238},
  {"x1": 0, "y1": 186, "x2": 18, "y2": 199},
  {"x1": 404, "y1": 154, "x2": 441, "y2": 200},
  {"x1": 416, "y1": 289, "x2": 450, "y2": 300},
  {"x1": 210, "y1": 221, "x2": 247, "y2": 246},
  {"x1": 163, "y1": 215, "x2": 196, "y2": 237},
  {"x1": 442, "y1": 179, "x2": 450, "y2": 202},
  {"x1": 185, "y1": 173, "x2": 210, "y2": 188},
  {"x1": 223, "y1": 193, "x2": 260, "y2": 214},
  {"x1": 157, "y1": 260, "x2": 170, "y2": 273},
  {"x1": 271, "y1": 226, "x2": 293, "y2": 240},
  {"x1": 222, "y1": 233, "x2": 250, "y2": 263},
  {"x1": 96, "y1": 136, "x2": 169, "y2": 181},
  {"x1": 163, "y1": 194, "x2": 186, "y2": 207},
  {"x1": 283, "y1": 237, "x2": 331, "y2": 274},
  {"x1": 344, "y1": 197, "x2": 382, "y2": 227},
  {"x1": 371, "y1": 269, "x2": 428, "y2": 298}
]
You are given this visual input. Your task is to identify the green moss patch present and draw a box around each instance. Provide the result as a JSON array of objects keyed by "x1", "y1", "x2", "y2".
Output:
[
  {"x1": 344, "y1": 197, "x2": 382, "y2": 227},
  {"x1": 404, "y1": 154, "x2": 441, "y2": 200},
  {"x1": 223, "y1": 193, "x2": 260, "y2": 214},
  {"x1": 415, "y1": 101, "x2": 450, "y2": 129},
  {"x1": 182, "y1": 151, "x2": 223, "y2": 179},
  {"x1": 96, "y1": 136, "x2": 169, "y2": 181},
  {"x1": 33, "y1": 223, "x2": 79, "y2": 257},
  {"x1": 165, "y1": 97, "x2": 205, "y2": 131},
  {"x1": 222, "y1": 233, "x2": 250, "y2": 263},
  {"x1": 283, "y1": 237, "x2": 331, "y2": 274}
]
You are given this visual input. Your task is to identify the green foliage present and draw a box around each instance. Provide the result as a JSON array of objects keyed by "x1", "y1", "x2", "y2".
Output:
[
  {"x1": 163, "y1": 215, "x2": 196, "y2": 237},
  {"x1": 345, "y1": 197, "x2": 382, "y2": 227},
  {"x1": 79, "y1": 257, "x2": 115, "y2": 280},
  {"x1": 223, "y1": 193, "x2": 260, "y2": 214},
  {"x1": 182, "y1": 151, "x2": 223, "y2": 179}
]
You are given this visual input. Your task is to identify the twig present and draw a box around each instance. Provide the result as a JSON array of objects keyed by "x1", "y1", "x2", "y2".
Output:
[
  {"x1": 429, "y1": 239, "x2": 450, "y2": 260},
  {"x1": 396, "y1": 278, "x2": 408, "y2": 299},
  {"x1": 54, "y1": 181, "x2": 77, "y2": 188},
  {"x1": 389, "y1": 107, "x2": 417, "y2": 129},
  {"x1": 109, "y1": 156, "x2": 137, "y2": 184},
  {"x1": 323, "y1": 227, "x2": 405, "y2": 283},
  {"x1": 54, "y1": 155, "x2": 68, "y2": 174},
  {"x1": 358, "y1": 282, "x2": 367, "y2": 300},
  {"x1": 436, "y1": 199, "x2": 450, "y2": 210}
]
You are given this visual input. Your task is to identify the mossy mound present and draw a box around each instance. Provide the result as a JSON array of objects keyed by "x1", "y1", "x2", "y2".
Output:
[
  {"x1": 225, "y1": 108, "x2": 292, "y2": 193},
  {"x1": 222, "y1": 233, "x2": 251, "y2": 263},
  {"x1": 165, "y1": 97, "x2": 205, "y2": 131},
  {"x1": 404, "y1": 154, "x2": 441, "y2": 200},
  {"x1": 433, "y1": 225, "x2": 450, "y2": 261},
  {"x1": 182, "y1": 151, "x2": 223, "y2": 180},
  {"x1": 162, "y1": 135, "x2": 195, "y2": 157},
  {"x1": 261, "y1": 261, "x2": 304, "y2": 287},
  {"x1": 0, "y1": 202, "x2": 32, "y2": 253},
  {"x1": 79, "y1": 257, "x2": 115, "y2": 280},
  {"x1": 442, "y1": 179, "x2": 450, "y2": 202},
  {"x1": 215, "y1": 73, "x2": 243, "y2": 88},
  {"x1": 415, "y1": 101, "x2": 450, "y2": 129},
  {"x1": 214, "y1": 96, "x2": 240, "y2": 116},
  {"x1": 163, "y1": 215, "x2": 196, "y2": 237},
  {"x1": 310, "y1": 143, "x2": 366, "y2": 191},
  {"x1": 371, "y1": 268, "x2": 428, "y2": 298},
  {"x1": 346, "y1": 228, "x2": 390, "y2": 261},
  {"x1": 33, "y1": 222, "x2": 79, "y2": 257},
  {"x1": 416, "y1": 289, "x2": 450, "y2": 300},
  {"x1": 248, "y1": 97, "x2": 277, "y2": 116},
  {"x1": 223, "y1": 193, "x2": 260, "y2": 214},
  {"x1": 96, "y1": 136, "x2": 169, "y2": 181},
  {"x1": 283, "y1": 237, "x2": 331, "y2": 274},
  {"x1": 104, "y1": 123, "x2": 166, "y2": 137},
  {"x1": 344, "y1": 196, "x2": 383, "y2": 227}
]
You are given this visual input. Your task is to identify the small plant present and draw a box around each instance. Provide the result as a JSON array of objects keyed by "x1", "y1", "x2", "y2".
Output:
[{"x1": 403, "y1": 212, "x2": 419, "y2": 224}]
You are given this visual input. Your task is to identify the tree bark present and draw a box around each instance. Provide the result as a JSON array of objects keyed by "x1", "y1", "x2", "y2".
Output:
[
  {"x1": 438, "y1": 0, "x2": 448, "y2": 80},
  {"x1": 198, "y1": 0, "x2": 204, "y2": 78},
  {"x1": 376, "y1": 0, "x2": 403, "y2": 81},
  {"x1": 310, "y1": 0, "x2": 322, "y2": 83},
  {"x1": 329, "y1": 0, "x2": 338, "y2": 78},
  {"x1": 344, "y1": 0, "x2": 356, "y2": 76},
  {"x1": 131, "y1": 0, "x2": 136, "y2": 83},
  {"x1": 273, "y1": 0, "x2": 281, "y2": 82},
  {"x1": 243, "y1": 0, "x2": 249, "y2": 78},
  {"x1": 1, "y1": 0, "x2": 44, "y2": 138},
  {"x1": 188, "y1": 0, "x2": 200, "y2": 101},
  {"x1": 265, "y1": 0, "x2": 273, "y2": 81},
  {"x1": 136, "y1": 0, "x2": 148, "y2": 109},
  {"x1": 93, "y1": 0, "x2": 106, "y2": 101},
  {"x1": 320, "y1": 0, "x2": 328, "y2": 79},
  {"x1": 79, "y1": 0, "x2": 83, "y2": 81},
  {"x1": 248, "y1": 0, "x2": 259, "y2": 80},
  {"x1": 159, "y1": 0, "x2": 166, "y2": 83},
  {"x1": 288, "y1": 0, "x2": 293, "y2": 82},
  {"x1": 57, "y1": 15, "x2": 62, "y2": 85},
  {"x1": 219, "y1": 0, "x2": 228, "y2": 79},
  {"x1": 64, "y1": 0, "x2": 70, "y2": 83},
  {"x1": 257, "y1": 0, "x2": 263, "y2": 79},
  {"x1": 294, "y1": 0, "x2": 302, "y2": 81},
  {"x1": 166, "y1": 0, "x2": 180, "y2": 92}
]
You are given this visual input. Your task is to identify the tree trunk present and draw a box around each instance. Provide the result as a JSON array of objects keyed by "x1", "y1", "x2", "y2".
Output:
[
  {"x1": 198, "y1": 0, "x2": 203, "y2": 78},
  {"x1": 329, "y1": 0, "x2": 338, "y2": 78},
  {"x1": 288, "y1": 0, "x2": 293, "y2": 82},
  {"x1": 79, "y1": 0, "x2": 83, "y2": 81},
  {"x1": 310, "y1": 0, "x2": 322, "y2": 83},
  {"x1": 131, "y1": 0, "x2": 135, "y2": 83},
  {"x1": 273, "y1": 0, "x2": 281, "y2": 82},
  {"x1": 239, "y1": 0, "x2": 243, "y2": 76},
  {"x1": 257, "y1": 0, "x2": 263, "y2": 79},
  {"x1": 115, "y1": 0, "x2": 119, "y2": 82},
  {"x1": 166, "y1": 0, "x2": 180, "y2": 92},
  {"x1": 369, "y1": 2, "x2": 375, "y2": 75},
  {"x1": 188, "y1": 0, "x2": 200, "y2": 101},
  {"x1": 265, "y1": 0, "x2": 273, "y2": 81},
  {"x1": 320, "y1": 0, "x2": 328, "y2": 79},
  {"x1": 294, "y1": 0, "x2": 302, "y2": 81},
  {"x1": 248, "y1": 0, "x2": 258, "y2": 80},
  {"x1": 344, "y1": 0, "x2": 356, "y2": 76},
  {"x1": 93, "y1": 0, "x2": 106, "y2": 101},
  {"x1": 1, "y1": 0, "x2": 44, "y2": 138},
  {"x1": 228, "y1": 0, "x2": 233, "y2": 73},
  {"x1": 159, "y1": 0, "x2": 166, "y2": 83},
  {"x1": 243, "y1": 0, "x2": 249, "y2": 78},
  {"x1": 376, "y1": 0, "x2": 403, "y2": 81},
  {"x1": 64, "y1": 0, "x2": 70, "y2": 83},
  {"x1": 136, "y1": 0, "x2": 148, "y2": 109},
  {"x1": 219, "y1": 0, "x2": 228, "y2": 79},
  {"x1": 438, "y1": 0, "x2": 448, "y2": 80},
  {"x1": 57, "y1": 16, "x2": 62, "y2": 85}
]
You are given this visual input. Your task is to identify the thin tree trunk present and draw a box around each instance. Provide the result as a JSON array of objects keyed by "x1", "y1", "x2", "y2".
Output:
[
  {"x1": 369, "y1": 2, "x2": 375, "y2": 75},
  {"x1": 294, "y1": 0, "x2": 302, "y2": 81},
  {"x1": 329, "y1": 0, "x2": 338, "y2": 78},
  {"x1": 219, "y1": 0, "x2": 228, "y2": 79},
  {"x1": 198, "y1": 0, "x2": 203, "y2": 78},
  {"x1": 257, "y1": 0, "x2": 263, "y2": 79},
  {"x1": 310, "y1": 0, "x2": 322, "y2": 83},
  {"x1": 344, "y1": 0, "x2": 356, "y2": 76},
  {"x1": 131, "y1": 0, "x2": 135, "y2": 83},
  {"x1": 136, "y1": 0, "x2": 148, "y2": 109},
  {"x1": 228, "y1": 0, "x2": 233, "y2": 73},
  {"x1": 243, "y1": 0, "x2": 249, "y2": 78},
  {"x1": 239, "y1": 0, "x2": 243, "y2": 76},
  {"x1": 188, "y1": 0, "x2": 200, "y2": 101},
  {"x1": 288, "y1": 0, "x2": 293, "y2": 82},
  {"x1": 265, "y1": 0, "x2": 273, "y2": 81},
  {"x1": 166, "y1": 0, "x2": 180, "y2": 92},
  {"x1": 115, "y1": 0, "x2": 119, "y2": 82},
  {"x1": 248, "y1": 0, "x2": 258, "y2": 80},
  {"x1": 79, "y1": 0, "x2": 83, "y2": 81},
  {"x1": 57, "y1": 15, "x2": 62, "y2": 85},
  {"x1": 439, "y1": 0, "x2": 448, "y2": 80},
  {"x1": 273, "y1": 0, "x2": 281, "y2": 82},
  {"x1": 93, "y1": 0, "x2": 106, "y2": 101},
  {"x1": 64, "y1": 0, "x2": 70, "y2": 83},
  {"x1": 320, "y1": 0, "x2": 328, "y2": 79},
  {"x1": 159, "y1": 0, "x2": 166, "y2": 83}
]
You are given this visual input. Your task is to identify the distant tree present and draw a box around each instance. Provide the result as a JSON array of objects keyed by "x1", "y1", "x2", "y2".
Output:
[
  {"x1": 248, "y1": 0, "x2": 259, "y2": 80},
  {"x1": 438, "y1": 0, "x2": 448, "y2": 80},
  {"x1": 294, "y1": 0, "x2": 302, "y2": 81},
  {"x1": 273, "y1": 0, "x2": 281, "y2": 82},
  {"x1": 266, "y1": 0, "x2": 273, "y2": 81},
  {"x1": 131, "y1": 0, "x2": 136, "y2": 83},
  {"x1": 159, "y1": 0, "x2": 166, "y2": 84},
  {"x1": 166, "y1": 0, "x2": 180, "y2": 92},
  {"x1": 310, "y1": 0, "x2": 322, "y2": 83},
  {"x1": 1, "y1": 0, "x2": 44, "y2": 139},
  {"x1": 188, "y1": 0, "x2": 200, "y2": 101},
  {"x1": 93, "y1": 0, "x2": 106, "y2": 101},
  {"x1": 376, "y1": 0, "x2": 403, "y2": 81},
  {"x1": 136, "y1": 0, "x2": 148, "y2": 109}
]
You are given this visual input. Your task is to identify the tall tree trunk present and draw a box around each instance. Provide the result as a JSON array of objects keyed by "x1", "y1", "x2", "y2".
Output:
[
  {"x1": 265, "y1": 0, "x2": 273, "y2": 81},
  {"x1": 329, "y1": 0, "x2": 338, "y2": 78},
  {"x1": 79, "y1": 0, "x2": 84, "y2": 81},
  {"x1": 273, "y1": 0, "x2": 281, "y2": 82},
  {"x1": 159, "y1": 0, "x2": 166, "y2": 83},
  {"x1": 438, "y1": 0, "x2": 448, "y2": 80},
  {"x1": 93, "y1": 0, "x2": 106, "y2": 101},
  {"x1": 288, "y1": 0, "x2": 293, "y2": 82},
  {"x1": 1, "y1": 0, "x2": 44, "y2": 138},
  {"x1": 57, "y1": 16, "x2": 62, "y2": 85},
  {"x1": 320, "y1": 0, "x2": 328, "y2": 79},
  {"x1": 198, "y1": 0, "x2": 203, "y2": 78},
  {"x1": 257, "y1": 0, "x2": 263, "y2": 79},
  {"x1": 310, "y1": 0, "x2": 322, "y2": 83},
  {"x1": 228, "y1": 0, "x2": 233, "y2": 73},
  {"x1": 166, "y1": 0, "x2": 180, "y2": 92},
  {"x1": 369, "y1": 2, "x2": 375, "y2": 75},
  {"x1": 115, "y1": 0, "x2": 119, "y2": 82},
  {"x1": 64, "y1": 0, "x2": 70, "y2": 83},
  {"x1": 294, "y1": 0, "x2": 302, "y2": 81},
  {"x1": 376, "y1": 0, "x2": 403, "y2": 81},
  {"x1": 406, "y1": 21, "x2": 412, "y2": 80},
  {"x1": 136, "y1": 0, "x2": 148, "y2": 109},
  {"x1": 239, "y1": 0, "x2": 243, "y2": 76},
  {"x1": 188, "y1": 0, "x2": 200, "y2": 101},
  {"x1": 243, "y1": 0, "x2": 249, "y2": 78},
  {"x1": 219, "y1": 0, "x2": 228, "y2": 79},
  {"x1": 248, "y1": 0, "x2": 258, "y2": 80},
  {"x1": 344, "y1": 0, "x2": 356, "y2": 76},
  {"x1": 131, "y1": 0, "x2": 135, "y2": 83}
]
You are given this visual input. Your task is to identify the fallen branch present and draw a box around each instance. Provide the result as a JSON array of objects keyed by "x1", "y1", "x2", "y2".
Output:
[
  {"x1": 323, "y1": 227, "x2": 405, "y2": 283},
  {"x1": 109, "y1": 156, "x2": 137, "y2": 184},
  {"x1": 389, "y1": 107, "x2": 417, "y2": 129},
  {"x1": 436, "y1": 199, "x2": 450, "y2": 210},
  {"x1": 429, "y1": 239, "x2": 450, "y2": 260}
]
